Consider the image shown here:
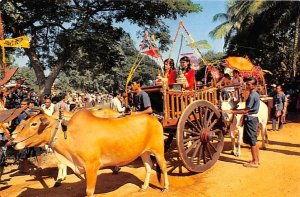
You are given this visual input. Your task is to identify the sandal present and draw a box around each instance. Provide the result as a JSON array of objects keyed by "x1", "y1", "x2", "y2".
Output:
[{"x1": 243, "y1": 162, "x2": 259, "y2": 168}]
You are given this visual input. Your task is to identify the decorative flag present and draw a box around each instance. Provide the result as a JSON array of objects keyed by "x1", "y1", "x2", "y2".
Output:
[{"x1": 142, "y1": 48, "x2": 160, "y2": 58}]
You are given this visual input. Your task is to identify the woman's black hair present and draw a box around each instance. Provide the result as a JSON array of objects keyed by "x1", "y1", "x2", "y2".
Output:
[
  {"x1": 180, "y1": 56, "x2": 191, "y2": 72},
  {"x1": 224, "y1": 73, "x2": 230, "y2": 79},
  {"x1": 163, "y1": 58, "x2": 175, "y2": 72},
  {"x1": 247, "y1": 77, "x2": 257, "y2": 85},
  {"x1": 132, "y1": 77, "x2": 143, "y2": 87},
  {"x1": 233, "y1": 69, "x2": 240, "y2": 74}
]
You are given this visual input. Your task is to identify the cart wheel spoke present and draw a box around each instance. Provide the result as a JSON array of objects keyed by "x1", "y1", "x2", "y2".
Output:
[
  {"x1": 206, "y1": 144, "x2": 213, "y2": 160},
  {"x1": 191, "y1": 141, "x2": 202, "y2": 162},
  {"x1": 197, "y1": 144, "x2": 203, "y2": 165},
  {"x1": 207, "y1": 119, "x2": 218, "y2": 130},
  {"x1": 208, "y1": 142, "x2": 218, "y2": 153},
  {"x1": 202, "y1": 144, "x2": 207, "y2": 164},
  {"x1": 185, "y1": 139, "x2": 200, "y2": 155},
  {"x1": 204, "y1": 107, "x2": 208, "y2": 127},
  {"x1": 186, "y1": 119, "x2": 201, "y2": 134},
  {"x1": 183, "y1": 128, "x2": 200, "y2": 136},
  {"x1": 183, "y1": 136, "x2": 200, "y2": 143},
  {"x1": 206, "y1": 111, "x2": 215, "y2": 128},
  {"x1": 191, "y1": 110, "x2": 202, "y2": 130}
]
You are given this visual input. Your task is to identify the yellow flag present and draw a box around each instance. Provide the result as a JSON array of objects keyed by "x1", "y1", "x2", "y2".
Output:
[{"x1": 0, "y1": 36, "x2": 30, "y2": 48}]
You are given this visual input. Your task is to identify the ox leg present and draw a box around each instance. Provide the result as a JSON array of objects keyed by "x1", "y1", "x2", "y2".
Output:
[
  {"x1": 153, "y1": 153, "x2": 169, "y2": 192},
  {"x1": 54, "y1": 163, "x2": 67, "y2": 187},
  {"x1": 140, "y1": 152, "x2": 153, "y2": 192},
  {"x1": 230, "y1": 131, "x2": 236, "y2": 156},
  {"x1": 261, "y1": 125, "x2": 268, "y2": 150},
  {"x1": 85, "y1": 162, "x2": 100, "y2": 197},
  {"x1": 236, "y1": 127, "x2": 243, "y2": 157}
]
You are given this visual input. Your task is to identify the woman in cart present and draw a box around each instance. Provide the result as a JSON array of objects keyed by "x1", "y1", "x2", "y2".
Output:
[
  {"x1": 163, "y1": 58, "x2": 177, "y2": 85},
  {"x1": 180, "y1": 56, "x2": 195, "y2": 90}
]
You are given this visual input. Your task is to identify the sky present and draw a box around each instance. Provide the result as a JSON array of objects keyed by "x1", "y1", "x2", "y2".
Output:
[{"x1": 16, "y1": 0, "x2": 227, "y2": 68}]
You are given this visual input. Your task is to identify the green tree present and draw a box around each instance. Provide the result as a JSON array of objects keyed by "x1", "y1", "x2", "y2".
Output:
[
  {"x1": 59, "y1": 33, "x2": 161, "y2": 93},
  {"x1": 209, "y1": 0, "x2": 264, "y2": 48},
  {"x1": 1, "y1": 0, "x2": 201, "y2": 96},
  {"x1": 210, "y1": 0, "x2": 300, "y2": 83},
  {"x1": 11, "y1": 66, "x2": 38, "y2": 90}
]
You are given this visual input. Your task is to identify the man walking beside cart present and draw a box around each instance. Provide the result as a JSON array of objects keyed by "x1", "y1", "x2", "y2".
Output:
[{"x1": 223, "y1": 77, "x2": 261, "y2": 168}]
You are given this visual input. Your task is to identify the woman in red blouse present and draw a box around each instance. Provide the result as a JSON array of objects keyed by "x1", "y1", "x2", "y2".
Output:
[
  {"x1": 164, "y1": 58, "x2": 177, "y2": 85},
  {"x1": 180, "y1": 56, "x2": 195, "y2": 90}
]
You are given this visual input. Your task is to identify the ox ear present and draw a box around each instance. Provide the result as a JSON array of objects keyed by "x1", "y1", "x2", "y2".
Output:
[{"x1": 40, "y1": 117, "x2": 50, "y2": 127}]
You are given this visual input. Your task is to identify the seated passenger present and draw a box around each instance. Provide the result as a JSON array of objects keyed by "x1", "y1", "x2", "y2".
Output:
[
  {"x1": 231, "y1": 70, "x2": 243, "y2": 101},
  {"x1": 216, "y1": 73, "x2": 231, "y2": 87},
  {"x1": 231, "y1": 69, "x2": 243, "y2": 86},
  {"x1": 180, "y1": 56, "x2": 195, "y2": 90},
  {"x1": 163, "y1": 58, "x2": 177, "y2": 85},
  {"x1": 131, "y1": 77, "x2": 153, "y2": 114}
]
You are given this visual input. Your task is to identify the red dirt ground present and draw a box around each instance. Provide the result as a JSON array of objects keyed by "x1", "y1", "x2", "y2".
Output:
[{"x1": 1, "y1": 113, "x2": 300, "y2": 197}]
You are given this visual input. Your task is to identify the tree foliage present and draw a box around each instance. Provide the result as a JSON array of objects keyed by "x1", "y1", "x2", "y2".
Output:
[
  {"x1": 0, "y1": 0, "x2": 201, "y2": 95},
  {"x1": 210, "y1": 0, "x2": 300, "y2": 84}
]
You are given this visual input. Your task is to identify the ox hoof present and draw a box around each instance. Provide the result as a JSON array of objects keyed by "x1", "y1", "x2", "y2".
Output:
[
  {"x1": 231, "y1": 151, "x2": 235, "y2": 156},
  {"x1": 161, "y1": 188, "x2": 168, "y2": 193},
  {"x1": 261, "y1": 146, "x2": 267, "y2": 150},
  {"x1": 112, "y1": 166, "x2": 121, "y2": 175},
  {"x1": 54, "y1": 179, "x2": 62, "y2": 187}
]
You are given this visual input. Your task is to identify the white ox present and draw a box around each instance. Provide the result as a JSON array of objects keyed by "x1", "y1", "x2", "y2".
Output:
[
  {"x1": 12, "y1": 109, "x2": 169, "y2": 196},
  {"x1": 221, "y1": 96, "x2": 269, "y2": 157}
]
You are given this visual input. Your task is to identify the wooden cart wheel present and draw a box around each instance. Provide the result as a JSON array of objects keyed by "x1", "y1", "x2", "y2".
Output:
[{"x1": 176, "y1": 100, "x2": 224, "y2": 173}]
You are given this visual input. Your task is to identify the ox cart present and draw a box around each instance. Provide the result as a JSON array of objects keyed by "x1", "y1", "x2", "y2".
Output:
[{"x1": 128, "y1": 83, "x2": 225, "y2": 173}]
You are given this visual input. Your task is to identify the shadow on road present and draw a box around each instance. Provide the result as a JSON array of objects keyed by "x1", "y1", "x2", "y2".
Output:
[
  {"x1": 268, "y1": 140, "x2": 300, "y2": 148},
  {"x1": 16, "y1": 171, "x2": 159, "y2": 197},
  {"x1": 264, "y1": 147, "x2": 300, "y2": 156}
]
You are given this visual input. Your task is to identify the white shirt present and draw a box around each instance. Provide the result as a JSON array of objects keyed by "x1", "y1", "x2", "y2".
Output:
[
  {"x1": 41, "y1": 103, "x2": 55, "y2": 116},
  {"x1": 110, "y1": 97, "x2": 125, "y2": 113}
]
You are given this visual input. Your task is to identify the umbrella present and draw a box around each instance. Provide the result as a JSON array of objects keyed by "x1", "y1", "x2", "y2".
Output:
[{"x1": 224, "y1": 56, "x2": 255, "y2": 72}]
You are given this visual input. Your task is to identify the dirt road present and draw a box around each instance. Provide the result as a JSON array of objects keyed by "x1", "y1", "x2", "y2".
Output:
[{"x1": 1, "y1": 114, "x2": 300, "y2": 197}]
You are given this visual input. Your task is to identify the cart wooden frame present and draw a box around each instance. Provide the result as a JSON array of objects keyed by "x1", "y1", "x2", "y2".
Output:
[{"x1": 128, "y1": 83, "x2": 225, "y2": 173}]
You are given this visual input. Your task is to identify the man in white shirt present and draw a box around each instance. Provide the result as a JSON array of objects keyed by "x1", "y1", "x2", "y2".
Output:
[
  {"x1": 110, "y1": 91, "x2": 125, "y2": 113},
  {"x1": 41, "y1": 97, "x2": 55, "y2": 116}
]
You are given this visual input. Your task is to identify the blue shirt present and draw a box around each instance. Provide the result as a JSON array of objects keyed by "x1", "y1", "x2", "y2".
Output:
[
  {"x1": 246, "y1": 90, "x2": 260, "y2": 115},
  {"x1": 134, "y1": 90, "x2": 151, "y2": 112},
  {"x1": 274, "y1": 93, "x2": 285, "y2": 111}
]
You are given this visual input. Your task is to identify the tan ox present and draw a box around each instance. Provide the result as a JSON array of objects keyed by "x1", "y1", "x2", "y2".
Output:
[
  {"x1": 51, "y1": 108, "x2": 123, "y2": 187},
  {"x1": 12, "y1": 109, "x2": 169, "y2": 196}
]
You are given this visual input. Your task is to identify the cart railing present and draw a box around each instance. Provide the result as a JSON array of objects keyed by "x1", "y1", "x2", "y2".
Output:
[{"x1": 163, "y1": 87, "x2": 217, "y2": 127}]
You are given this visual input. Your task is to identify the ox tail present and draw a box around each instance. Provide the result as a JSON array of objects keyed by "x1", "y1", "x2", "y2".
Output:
[{"x1": 151, "y1": 155, "x2": 162, "y2": 184}]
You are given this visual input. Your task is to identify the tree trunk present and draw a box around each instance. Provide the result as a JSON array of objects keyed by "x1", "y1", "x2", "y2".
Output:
[
  {"x1": 292, "y1": 14, "x2": 300, "y2": 79},
  {"x1": 25, "y1": 47, "x2": 66, "y2": 98}
]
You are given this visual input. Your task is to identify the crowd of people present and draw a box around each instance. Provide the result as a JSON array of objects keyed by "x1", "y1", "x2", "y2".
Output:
[{"x1": 0, "y1": 82, "x2": 113, "y2": 172}]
